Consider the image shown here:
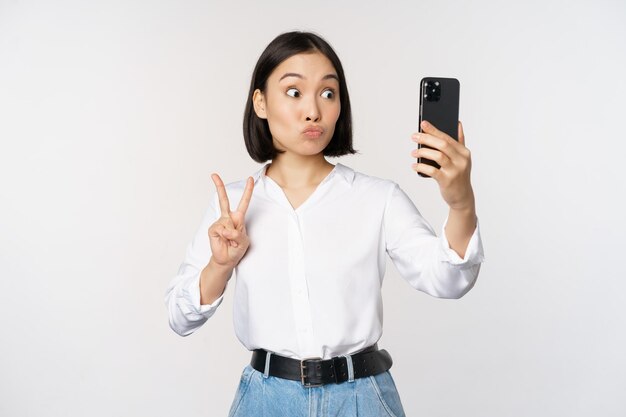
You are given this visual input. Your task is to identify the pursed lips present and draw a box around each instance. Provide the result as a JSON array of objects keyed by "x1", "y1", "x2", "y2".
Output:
[{"x1": 303, "y1": 126, "x2": 323, "y2": 138}]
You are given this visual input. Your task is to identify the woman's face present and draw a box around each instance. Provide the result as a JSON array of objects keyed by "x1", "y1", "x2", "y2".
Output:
[{"x1": 253, "y1": 51, "x2": 341, "y2": 158}]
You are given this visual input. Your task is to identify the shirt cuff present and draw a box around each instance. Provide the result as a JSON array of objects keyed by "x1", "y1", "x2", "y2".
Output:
[{"x1": 439, "y1": 215, "x2": 485, "y2": 266}]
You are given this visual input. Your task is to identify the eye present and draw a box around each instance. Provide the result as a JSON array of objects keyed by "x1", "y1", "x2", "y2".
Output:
[
  {"x1": 321, "y1": 89, "x2": 335, "y2": 99},
  {"x1": 286, "y1": 88, "x2": 300, "y2": 98}
]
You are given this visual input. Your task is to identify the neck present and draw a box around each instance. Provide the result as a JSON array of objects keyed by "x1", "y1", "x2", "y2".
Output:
[{"x1": 265, "y1": 154, "x2": 334, "y2": 188}]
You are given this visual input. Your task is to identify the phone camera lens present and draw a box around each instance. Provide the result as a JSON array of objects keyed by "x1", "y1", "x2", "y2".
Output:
[{"x1": 424, "y1": 80, "x2": 441, "y2": 102}]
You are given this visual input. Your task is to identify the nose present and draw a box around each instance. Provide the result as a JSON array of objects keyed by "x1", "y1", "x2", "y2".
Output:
[{"x1": 304, "y1": 97, "x2": 321, "y2": 122}]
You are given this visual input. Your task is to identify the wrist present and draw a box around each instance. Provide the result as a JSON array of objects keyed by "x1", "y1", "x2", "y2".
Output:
[
  {"x1": 200, "y1": 258, "x2": 234, "y2": 305},
  {"x1": 447, "y1": 198, "x2": 477, "y2": 226},
  {"x1": 446, "y1": 184, "x2": 475, "y2": 211},
  {"x1": 448, "y1": 196, "x2": 476, "y2": 213},
  {"x1": 447, "y1": 203, "x2": 477, "y2": 232},
  {"x1": 449, "y1": 204, "x2": 475, "y2": 215},
  {"x1": 209, "y1": 256, "x2": 235, "y2": 273}
]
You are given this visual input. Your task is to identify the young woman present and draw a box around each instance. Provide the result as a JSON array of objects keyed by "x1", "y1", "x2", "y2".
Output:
[{"x1": 166, "y1": 31, "x2": 484, "y2": 417}]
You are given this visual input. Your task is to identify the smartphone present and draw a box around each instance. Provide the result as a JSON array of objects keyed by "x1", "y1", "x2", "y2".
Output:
[{"x1": 417, "y1": 77, "x2": 460, "y2": 178}]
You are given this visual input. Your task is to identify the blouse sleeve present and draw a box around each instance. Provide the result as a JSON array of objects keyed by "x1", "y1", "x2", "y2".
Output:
[
  {"x1": 164, "y1": 192, "x2": 231, "y2": 336},
  {"x1": 383, "y1": 183, "x2": 485, "y2": 299}
]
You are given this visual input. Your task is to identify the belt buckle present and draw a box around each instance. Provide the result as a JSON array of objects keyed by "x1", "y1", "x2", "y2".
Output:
[{"x1": 300, "y1": 356, "x2": 323, "y2": 387}]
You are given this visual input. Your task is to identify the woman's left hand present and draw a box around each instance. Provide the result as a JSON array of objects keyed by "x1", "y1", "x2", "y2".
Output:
[{"x1": 411, "y1": 120, "x2": 475, "y2": 210}]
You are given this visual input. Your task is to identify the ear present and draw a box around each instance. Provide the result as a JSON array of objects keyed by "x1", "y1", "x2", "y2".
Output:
[{"x1": 252, "y1": 89, "x2": 267, "y2": 119}]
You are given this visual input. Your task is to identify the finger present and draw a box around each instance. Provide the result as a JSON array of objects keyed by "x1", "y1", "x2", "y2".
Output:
[
  {"x1": 222, "y1": 228, "x2": 240, "y2": 241},
  {"x1": 236, "y1": 177, "x2": 254, "y2": 215},
  {"x1": 224, "y1": 229, "x2": 245, "y2": 248},
  {"x1": 209, "y1": 222, "x2": 230, "y2": 240},
  {"x1": 211, "y1": 173, "x2": 231, "y2": 218},
  {"x1": 414, "y1": 133, "x2": 461, "y2": 161},
  {"x1": 412, "y1": 147, "x2": 449, "y2": 168},
  {"x1": 421, "y1": 119, "x2": 462, "y2": 148},
  {"x1": 420, "y1": 120, "x2": 450, "y2": 140},
  {"x1": 458, "y1": 121, "x2": 465, "y2": 146},
  {"x1": 412, "y1": 162, "x2": 440, "y2": 179}
]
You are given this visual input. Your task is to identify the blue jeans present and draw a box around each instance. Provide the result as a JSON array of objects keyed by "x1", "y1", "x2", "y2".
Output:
[{"x1": 227, "y1": 363, "x2": 406, "y2": 417}]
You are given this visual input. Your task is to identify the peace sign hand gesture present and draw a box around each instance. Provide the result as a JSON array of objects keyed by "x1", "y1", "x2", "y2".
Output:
[{"x1": 208, "y1": 173, "x2": 255, "y2": 269}]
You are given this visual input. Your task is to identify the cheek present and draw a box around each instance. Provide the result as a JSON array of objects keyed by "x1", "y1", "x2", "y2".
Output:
[
  {"x1": 266, "y1": 104, "x2": 296, "y2": 140},
  {"x1": 269, "y1": 101, "x2": 296, "y2": 126},
  {"x1": 324, "y1": 105, "x2": 341, "y2": 138},
  {"x1": 264, "y1": 111, "x2": 284, "y2": 135},
  {"x1": 327, "y1": 103, "x2": 341, "y2": 125}
]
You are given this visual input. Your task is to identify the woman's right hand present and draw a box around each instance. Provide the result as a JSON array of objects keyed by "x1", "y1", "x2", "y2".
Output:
[{"x1": 207, "y1": 173, "x2": 254, "y2": 269}]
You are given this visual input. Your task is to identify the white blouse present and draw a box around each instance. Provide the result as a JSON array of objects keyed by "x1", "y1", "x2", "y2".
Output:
[{"x1": 165, "y1": 162, "x2": 485, "y2": 359}]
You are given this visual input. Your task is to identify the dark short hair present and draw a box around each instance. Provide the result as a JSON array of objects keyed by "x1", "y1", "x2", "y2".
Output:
[{"x1": 243, "y1": 31, "x2": 357, "y2": 163}]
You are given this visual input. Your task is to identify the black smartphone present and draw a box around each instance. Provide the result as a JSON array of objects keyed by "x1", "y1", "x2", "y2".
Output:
[{"x1": 417, "y1": 77, "x2": 460, "y2": 178}]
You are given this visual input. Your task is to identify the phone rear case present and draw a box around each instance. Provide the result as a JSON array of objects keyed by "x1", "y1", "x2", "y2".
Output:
[{"x1": 418, "y1": 77, "x2": 460, "y2": 176}]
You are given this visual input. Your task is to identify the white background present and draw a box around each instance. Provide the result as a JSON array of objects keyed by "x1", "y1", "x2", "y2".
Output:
[{"x1": 1, "y1": 0, "x2": 625, "y2": 416}]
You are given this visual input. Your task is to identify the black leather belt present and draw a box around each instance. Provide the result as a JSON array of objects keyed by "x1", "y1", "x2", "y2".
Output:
[{"x1": 250, "y1": 344, "x2": 393, "y2": 387}]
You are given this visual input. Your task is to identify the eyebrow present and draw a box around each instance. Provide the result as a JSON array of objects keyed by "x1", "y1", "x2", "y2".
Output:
[{"x1": 278, "y1": 73, "x2": 339, "y2": 82}]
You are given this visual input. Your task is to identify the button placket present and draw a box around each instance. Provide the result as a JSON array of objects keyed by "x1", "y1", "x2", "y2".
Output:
[{"x1": 287, "y1": 212, "x2": 315, "y2": 354}]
